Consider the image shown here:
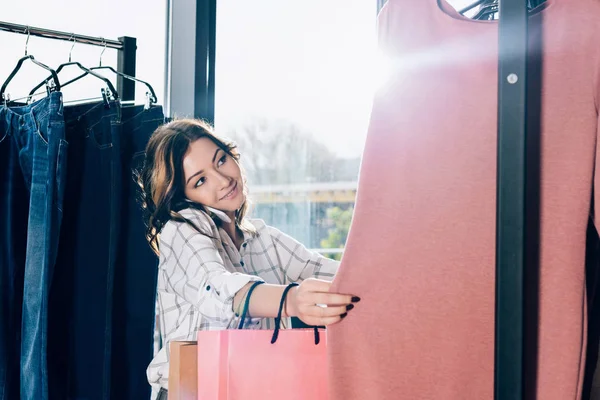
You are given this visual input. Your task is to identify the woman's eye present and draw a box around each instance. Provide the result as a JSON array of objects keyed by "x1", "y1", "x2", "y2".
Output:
[
  {"x1": 195, "y1": 177, "x2": 206, "y2": 188},
  {"x1": 217, "y1": 155, "x2": 227, "y2": 166}
]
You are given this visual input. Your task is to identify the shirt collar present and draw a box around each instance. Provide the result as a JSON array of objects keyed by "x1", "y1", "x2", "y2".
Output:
[{"x1": 217, "y1": 224, "x2": 257, "y2": 250}]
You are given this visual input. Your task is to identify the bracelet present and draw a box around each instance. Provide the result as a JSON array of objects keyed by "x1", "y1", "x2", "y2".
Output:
[
  {"x1": 234, "y1": 284, "x2": 252, "y2": 317},
  {"x1": 237, "y1": 281, "x2": 265, "y2": 329}
]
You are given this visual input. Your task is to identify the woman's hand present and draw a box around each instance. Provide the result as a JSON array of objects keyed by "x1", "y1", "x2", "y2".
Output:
[{"x1": 285, "y1": 278, "x2": 359, "y2": 326}]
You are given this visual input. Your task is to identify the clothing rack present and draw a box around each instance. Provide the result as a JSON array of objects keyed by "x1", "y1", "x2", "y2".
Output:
[
  {"x1": 495, "y1": 0, "x2": 529, "y2": 399},
  {"x1": 0, "y1": 20, "x2": 138, "y2": 101}
]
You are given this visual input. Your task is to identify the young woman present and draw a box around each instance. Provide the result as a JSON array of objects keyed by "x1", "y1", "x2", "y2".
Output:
[{"x1": 138, "y1": 119, "x2": 359, "y2": 396}]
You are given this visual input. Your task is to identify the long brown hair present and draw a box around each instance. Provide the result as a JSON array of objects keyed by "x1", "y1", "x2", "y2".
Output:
[{"x1": 137, "y1": 118, "x2": 254, "y2": 255}]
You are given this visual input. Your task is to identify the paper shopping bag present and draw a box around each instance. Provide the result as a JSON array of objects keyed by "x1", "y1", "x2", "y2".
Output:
[
  {"x1": 197, "y1": 328, "x2": 327, "y2": 400},
  {"x1": 169, "y1": 341, "x2": 198, "y2": 400}
]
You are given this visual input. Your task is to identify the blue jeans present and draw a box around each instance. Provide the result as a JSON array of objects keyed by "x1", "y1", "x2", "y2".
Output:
[
  {"x1": 48, "y1": 100, "x2": 122, "y2": 400},
  {"x1": 0, "y1": 107, "x2": 29, "y2": 400},
  {"x1": 0, "y1": 92, "x2": 67, "y2": 400},
  {"x1": 111, "y1": 105, "x2": 164, "y2": 400}
]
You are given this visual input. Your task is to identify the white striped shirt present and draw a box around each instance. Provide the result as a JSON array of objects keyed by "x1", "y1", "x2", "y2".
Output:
[{"x1": 147, "y1": 207, "x2": 339, "y2": 390}]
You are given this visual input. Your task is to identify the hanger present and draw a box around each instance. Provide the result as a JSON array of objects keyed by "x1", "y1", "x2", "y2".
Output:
[
  {"x1": 61, "y1": 39, "x2": 158, "y2": 109},
  {"x1": 1, "y1": 27, "x2": 61, "y2": 105},
  {"x1": 458, "y1": 0, "x2": 487, "y2": 15},
  {"x1": 463, "y1": 0, "x2": 546, "y2": 19},
  {"x1": 28, "y1": 34, "x2": 119, "y2": 106},
  {"x1": 473, "y1": 2, "x2": 499, "y2": 20}
]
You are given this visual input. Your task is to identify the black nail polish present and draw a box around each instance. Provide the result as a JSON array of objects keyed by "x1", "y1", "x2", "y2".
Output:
[
  {"x1": 346, "y1": 304, "x2": 354, "y2": 311},
  {"x1": 351, "y1": 296, "x2": 361, "y2": 303},
  {"x1": 340, "y1": 313, "x2": 348, "y2": 318}
]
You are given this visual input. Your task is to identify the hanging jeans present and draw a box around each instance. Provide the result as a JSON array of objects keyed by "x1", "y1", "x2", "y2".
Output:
[
  {"x1": 48, "y1": 100, "x2": 121, "y2": 400},
  {"x1": 0, "y1": 115, "x2": 29, "y2": 400},
  {"x1": 111, "y1": 105, "x2": 164, "y2": 400},
  {"x1": 0, "y1": 92, "x2": 67, "y2": 400}
]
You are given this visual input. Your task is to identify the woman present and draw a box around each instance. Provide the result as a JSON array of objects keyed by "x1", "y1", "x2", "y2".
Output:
[{"x1": 138, "y1": 119, "x2": 359, "y2": 396}]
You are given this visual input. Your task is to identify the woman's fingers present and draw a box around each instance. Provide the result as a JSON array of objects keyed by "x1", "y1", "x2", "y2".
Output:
[
  {"x1": 300, "y1": 304, "x2": 348, "y2": 318},
  {"x1": 296, "y1": 304, "x2": 354, "y2": 326},
  {"x1": 299, "y1": 292, "x2": 354, "y2": 307},
  {"x1": 300, "y1": 278, "x2": 333, "y2": 292},
  {"x1": 293, "y1": 278, "x2": 360, "y2": 326}
]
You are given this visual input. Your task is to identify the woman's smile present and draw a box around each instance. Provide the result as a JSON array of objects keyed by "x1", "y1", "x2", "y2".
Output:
[{"x1": 220, "y1": 181, "x2": 239, "y2": 201}]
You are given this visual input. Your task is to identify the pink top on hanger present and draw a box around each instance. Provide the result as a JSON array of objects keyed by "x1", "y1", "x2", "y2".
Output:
[{"x1": 328, "y1": 0, "x2": 600, "y2": 399}]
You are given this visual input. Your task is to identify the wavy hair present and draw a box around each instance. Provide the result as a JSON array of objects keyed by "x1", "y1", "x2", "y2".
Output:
[{"x1": 137, "y1": 118, "x2": 254, "y2": 255}]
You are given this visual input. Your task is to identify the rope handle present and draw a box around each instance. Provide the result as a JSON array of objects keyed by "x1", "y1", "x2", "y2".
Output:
[
  {"x1": 270, "y1": 283, "x2": 320, "y2": 345},
  {"x1": 237, "y1": 281, "x2": 265, "y2": 329}
]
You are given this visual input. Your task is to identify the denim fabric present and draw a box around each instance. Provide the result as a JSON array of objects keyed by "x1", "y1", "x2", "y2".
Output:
[
  {"x1": 0, "y1": 109, "x2": 29, "y2": 400},
  {"x1": 111, "y1": 105, "x2": 164, "y2": 400},
  {"x1": 48, "y1": 101, "x2": 121, "y2": 400},
  {"x1": 0, "y1": 92, "x2": 67, "y2": 400}
]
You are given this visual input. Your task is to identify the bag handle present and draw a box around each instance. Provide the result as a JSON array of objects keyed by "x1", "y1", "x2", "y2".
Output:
[
  {"x1": 237, "y1": 281, "x2": 265, "y2": 329},
  {"x1": 271, "y1": 283, "x2": 320, "y2": 346}
]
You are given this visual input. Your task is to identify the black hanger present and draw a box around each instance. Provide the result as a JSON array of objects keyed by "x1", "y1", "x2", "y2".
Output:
[
  {"x1": 28, "y1": 36, "x2": 119, "y2": 104},
  {"x1": 1, "y1": 27, "x2": 61, "y2": 104},
  {"x1": 462, "y1": 0, "x2": 546, "y2": 19},
  {"x1": 473, "y1": 2, "x2": 499, "y2": 20},
  {"x1": 61, "y1": 39, "x2": 158, "y2": 108},
  {"x1": 458, "y1": 0, "x2": 487, "y2": 15},
  {"x1": 28, "y1": 61, "x2": 119, "y2": 101},
  {"x1": 87, "y1": 65, "x2": 157, "y2": 105}
]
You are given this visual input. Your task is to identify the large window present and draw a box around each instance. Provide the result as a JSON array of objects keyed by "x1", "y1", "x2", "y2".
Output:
[
  {"x1": 1, "y1": 1, "x2": 166, "y2": 105},
  {"x1": 215, "y1": 0, "x2": 378, "y2": 258}
]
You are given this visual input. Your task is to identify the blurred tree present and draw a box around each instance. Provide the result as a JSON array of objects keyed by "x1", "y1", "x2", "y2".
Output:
[
  {"x1": 223, "y1": 119, "x2": 357, "y2": 254},
  {"x1": 223, "y1": 119, "x2": 360, "y2": 185},
  {"x1": 320, "y1": 206, "x2": 354, "y2": 260}
]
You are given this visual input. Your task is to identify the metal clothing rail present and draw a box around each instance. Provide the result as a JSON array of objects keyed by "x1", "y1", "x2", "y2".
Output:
[
  {"x1": 495, "y1": 0, "x2": 530, "y2": 399},
  {"x1": 0, "y1": 21, "x2": 122, "y2": 49},
  {"x1": 0, "y1": 20, "x2": 138, "y2": 101}
]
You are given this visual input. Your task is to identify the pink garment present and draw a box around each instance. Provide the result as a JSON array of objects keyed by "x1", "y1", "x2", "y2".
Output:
[{"x1": 328, "y1": 1, "x2": 600, "y2": 399}]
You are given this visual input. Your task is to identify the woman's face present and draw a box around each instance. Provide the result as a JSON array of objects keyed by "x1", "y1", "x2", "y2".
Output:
[{"x1": 182, "y1": 137, "x2": 245, "y2": 213}]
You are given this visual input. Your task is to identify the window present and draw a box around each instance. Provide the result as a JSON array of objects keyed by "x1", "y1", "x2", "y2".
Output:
[
  {"x1": 215, "y1": 0, "x2": 377, "y2": 258},
  {"x1": 0, "y1": 2, "x2": 166, "y2": 105}
]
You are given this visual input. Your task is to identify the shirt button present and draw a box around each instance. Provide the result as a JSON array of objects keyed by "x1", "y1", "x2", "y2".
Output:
[
  {"x1": 242, "y1": 243, "x2": 247, "y2": 248},
  {"x1": 206, "y1": 285, "x2": 211, "y2": 291},
  {"x1": 240, "y1": 261, "x2": 245, "y2": 267}
]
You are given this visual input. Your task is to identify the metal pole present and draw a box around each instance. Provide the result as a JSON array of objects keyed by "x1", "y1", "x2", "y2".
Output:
[
  {"x1": 117, "y1": 36, "x2": 137, "y2": 101},
  {"x1": 0, "y1": 20, "x2": 122, "y2": 49},
  {"x1": 495, "y1": 0, "x2": 529, "y2": 398},
  {"x1": 206, "y1": 0, "x2": 216, "y2": 123},
  {"x1": 164, "y1": 0, "x2": 173, "y2": 114},
  {"x1": 194, "y1": 0, "x2": 216, "y2": 122}
]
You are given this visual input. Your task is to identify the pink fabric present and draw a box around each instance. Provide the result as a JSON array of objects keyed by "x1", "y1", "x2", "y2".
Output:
[{"x1": 328, "y1": 1, "x2": 600, "y2": 399}]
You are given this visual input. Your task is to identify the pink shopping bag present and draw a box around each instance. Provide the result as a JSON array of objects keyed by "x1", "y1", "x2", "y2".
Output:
[{"x1": 197, "y1": 328, "x2": 328, "y2": 400}]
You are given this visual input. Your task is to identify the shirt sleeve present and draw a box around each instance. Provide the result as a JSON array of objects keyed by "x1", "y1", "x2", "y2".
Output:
[
  {"x1": 267, "y1": 225, "x2": 340, "y2": 282},
  {"x1": 159, "y1": 217, "x2": 263, "y2": 325}
]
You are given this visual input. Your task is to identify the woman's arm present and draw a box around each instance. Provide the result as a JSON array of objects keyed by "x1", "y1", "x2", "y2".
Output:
[
  {"x1": 161, "y1": 215, "x2": 357, "y2": 326},
  {"x1": 160, "y1": 219, "x2": 263, "y2": 325},
  {"x1": 233, "y1": 279, "x2": 357, "y2": 326}
]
